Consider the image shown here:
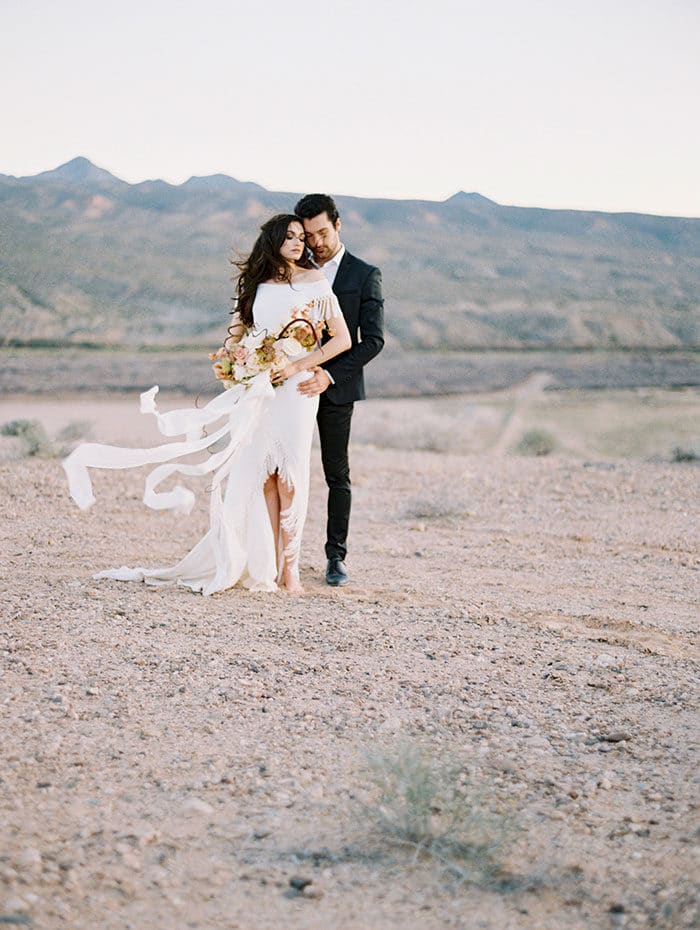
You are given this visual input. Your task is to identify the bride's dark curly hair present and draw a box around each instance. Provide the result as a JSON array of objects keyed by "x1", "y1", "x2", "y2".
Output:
[{"x1": 230, "y1": 213, "x2": 312, "y2": 328}]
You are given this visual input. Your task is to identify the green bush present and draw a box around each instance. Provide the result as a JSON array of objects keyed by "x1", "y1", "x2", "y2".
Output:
[
  {"x1": 516, "y1": 428, "x2": 556, "y2": 456},
  {"x1": 56, "y1": 420, "x2": 93, "y2": 442},
  {"x1": 1, "y1": 418, "x2": 93, "y2": 458},
  {"x1": 672, "y1": 445, "x2": 699, "y2": 463},
  {"x1": 1, "y1": 419, "x2": 53, "y2": 456}
]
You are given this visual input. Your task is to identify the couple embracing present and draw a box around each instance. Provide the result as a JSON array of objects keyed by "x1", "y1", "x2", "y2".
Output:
[{"x1": 64, "y1": 194, "x2": 385, "y2": 595}]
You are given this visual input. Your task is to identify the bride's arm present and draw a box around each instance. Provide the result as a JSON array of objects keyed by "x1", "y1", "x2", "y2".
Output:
[{"x1": 272, "y1": 312, "x2": 351, "y2": 384}]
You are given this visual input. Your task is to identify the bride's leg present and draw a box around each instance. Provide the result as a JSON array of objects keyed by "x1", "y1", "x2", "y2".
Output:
[
  {"x1": 263, "y1": 473, "x2": 281, "y2": 567},
  {"x1": 276, "y1": 474, "x2": 304, "y2": 595}
]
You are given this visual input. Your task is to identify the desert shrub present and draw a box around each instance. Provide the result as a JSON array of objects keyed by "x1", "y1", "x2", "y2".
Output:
[
  {"x1": 362, "y1": 741, "x2": 514, "y2": 887},
  {"x1": 1, "y1": 419, "x2": 53, "y2": 456},
  {"x1": 56, "y1": 420, "x2": 93, "y2": 442},
  {"x1": 400, "y1": 494, "x2": 469, "y2": 521},
  {"x1": 56, "y1": 420, "x2": 94, "y2": 456},
  {"x1": 356, "y1": 418, "x2": 458, "y2": 454},
  {"x1": 398, "y1": 479, "x2": 471, "y2": 522},
  {"x1": 1, "y1": 418, "x2": 93, "y2": 458},
  {"x1": 516, "y1": 428, "x2": 556, "y2": 456},
  {"x1": 671, "y1": 445, "x2": 699, "y2": 463}
]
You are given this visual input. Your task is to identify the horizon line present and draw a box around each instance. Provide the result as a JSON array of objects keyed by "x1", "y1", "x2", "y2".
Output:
[{"x1": 2, "y1": 155, "x2": 700, "y2": 222}]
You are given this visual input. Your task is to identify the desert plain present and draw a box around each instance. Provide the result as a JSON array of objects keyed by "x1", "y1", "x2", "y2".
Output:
[{"x1": 1, "y1": 381, "x2": 698, "y2": 930}]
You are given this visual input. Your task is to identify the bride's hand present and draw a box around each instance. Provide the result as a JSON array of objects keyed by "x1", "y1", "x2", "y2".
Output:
[{"x1": 271, "y1": 360, "x2": 301, "y2": 385}]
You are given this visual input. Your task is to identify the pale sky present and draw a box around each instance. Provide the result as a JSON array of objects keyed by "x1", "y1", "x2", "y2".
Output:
[{"x1": 2, "y1": 0, "x2": 699, "y2": 217}]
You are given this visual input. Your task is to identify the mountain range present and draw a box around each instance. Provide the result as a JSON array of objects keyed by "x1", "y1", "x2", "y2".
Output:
[{"x1": 1, "y1": 157, "x2": 698, "y2": 350}]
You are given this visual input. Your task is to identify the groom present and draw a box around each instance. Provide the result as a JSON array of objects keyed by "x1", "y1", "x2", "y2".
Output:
[{"x1": 294, "y1": 193, "x2": 385, "y2": 586}]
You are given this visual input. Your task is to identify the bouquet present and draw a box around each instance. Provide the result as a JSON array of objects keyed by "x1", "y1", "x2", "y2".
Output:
[{"x1": 209, "y1": 300, "x2": 331, "y2": 389}]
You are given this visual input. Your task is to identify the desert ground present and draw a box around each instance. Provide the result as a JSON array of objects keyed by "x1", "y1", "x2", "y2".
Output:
[{"x1": 1, "y1": 384, "x2": 698, "y2": 930}]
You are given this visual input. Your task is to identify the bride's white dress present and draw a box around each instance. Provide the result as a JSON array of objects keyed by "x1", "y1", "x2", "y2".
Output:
[{"x1": 63, "y1": 278, "x2": 341, "y2": 595}]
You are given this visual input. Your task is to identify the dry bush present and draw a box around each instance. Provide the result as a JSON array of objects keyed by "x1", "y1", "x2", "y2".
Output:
[
  {"x1": 1, "y1": 418, "x2": 93, "y2": 458},
  {"x1": 358, "y1": 419, "x2": 459, "y2": 454},
  {"x1": 1, "y1": 419, "x2": 53, "y2": 457},
  {"x1": 399, "y1": 493, "x2": 470, "y2": 522},
  {"x1": 56, "y1": 420, "x2": 93, "y2": 442},
  {"x1": 397, "y1": 475, "x2": 471, "y2": 523},
  {"x1": 362, "y1": 741, "x2": 515, "y2": 887},
  {"x1": 671, "y1": 444, "x2": 699, "y2": 463},
  {"x1": 516, "y1": 428, "x2": 557, "y2": 456}
]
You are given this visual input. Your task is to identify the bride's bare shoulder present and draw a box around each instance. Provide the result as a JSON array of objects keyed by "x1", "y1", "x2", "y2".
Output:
[{"x1": 294, "y1": 268, "x2": 325, "y2": 283}]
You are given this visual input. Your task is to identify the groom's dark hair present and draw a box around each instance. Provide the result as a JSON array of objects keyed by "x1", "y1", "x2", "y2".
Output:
[{"x1": 295, "y1": 193, "x2": 340, "y2": 225}]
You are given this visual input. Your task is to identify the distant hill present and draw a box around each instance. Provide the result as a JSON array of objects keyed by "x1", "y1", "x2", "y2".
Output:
[{"x1": 1, "y1": 157, "x2": 699, "y2": 350}]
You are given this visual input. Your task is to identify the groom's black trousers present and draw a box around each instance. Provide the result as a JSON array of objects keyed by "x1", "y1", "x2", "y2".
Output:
[{"x1": 317, "y1": 396, "x2": 354, "y2": 562}]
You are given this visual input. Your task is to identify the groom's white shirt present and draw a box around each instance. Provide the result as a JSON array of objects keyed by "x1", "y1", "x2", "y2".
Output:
[
  {"x1": 320, "y1": 243, "x2": 345, "y2": 286},
  {"x1": 317, "y1": 243, "x2": 345, "y2": 384}
]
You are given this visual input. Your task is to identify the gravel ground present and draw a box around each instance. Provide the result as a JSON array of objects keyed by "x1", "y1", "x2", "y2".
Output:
[{"x1": 1, "y1": 397, "x2": 698, "y2": 930}]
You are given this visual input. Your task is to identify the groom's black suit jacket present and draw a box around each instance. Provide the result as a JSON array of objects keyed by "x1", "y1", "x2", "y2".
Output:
[{"x1": 323, "y1": 250, "x2": 384, "y2": 405}]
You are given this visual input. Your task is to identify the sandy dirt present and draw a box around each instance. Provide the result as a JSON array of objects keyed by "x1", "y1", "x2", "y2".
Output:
[{"x1": 1, "y1": 391, "x2": 698, "y2": 930}]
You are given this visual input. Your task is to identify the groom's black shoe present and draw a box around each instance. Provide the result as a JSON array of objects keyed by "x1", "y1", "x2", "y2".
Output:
[{"x1": 326, "y1": 558, "x2": 349, "y2": 586}]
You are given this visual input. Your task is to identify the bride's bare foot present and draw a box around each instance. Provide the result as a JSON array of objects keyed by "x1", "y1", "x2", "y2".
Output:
[
  {"x1": 282, "y1": 570, "x2": 305, "y2": 596},
  {"x1": 283, "y1": 580, "x2": 305, "y2": 595}
]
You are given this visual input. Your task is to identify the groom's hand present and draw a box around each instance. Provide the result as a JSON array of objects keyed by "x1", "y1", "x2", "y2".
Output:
[{"x1": 297, "y1": 367, "x2": 331, "y2": 397}]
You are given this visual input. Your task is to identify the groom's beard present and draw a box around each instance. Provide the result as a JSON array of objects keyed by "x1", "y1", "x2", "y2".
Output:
[{"x1": 312, "y1": 244, "x2": 338, "y2": 265}]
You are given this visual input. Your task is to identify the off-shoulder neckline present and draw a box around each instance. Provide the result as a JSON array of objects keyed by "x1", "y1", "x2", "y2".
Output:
[{"x1": 259, "y1": 275, "x2": 327, "y2": 288}]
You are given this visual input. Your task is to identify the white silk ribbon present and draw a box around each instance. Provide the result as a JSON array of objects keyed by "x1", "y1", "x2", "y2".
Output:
[{"x1": 63, "y1": 373, "x2": 274, "y2": 515}]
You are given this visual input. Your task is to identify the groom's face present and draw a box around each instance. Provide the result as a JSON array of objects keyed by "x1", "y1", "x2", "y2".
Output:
[{"x1": 301, "y1": 212, "x2": 341, "y2": 265}]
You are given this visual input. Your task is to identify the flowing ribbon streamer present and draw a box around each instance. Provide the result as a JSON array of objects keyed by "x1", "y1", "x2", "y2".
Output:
[{"x1": 63, "y1": 373, "x2": 274, "y2": 514}]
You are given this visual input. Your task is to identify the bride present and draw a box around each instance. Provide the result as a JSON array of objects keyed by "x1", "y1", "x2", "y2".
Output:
[{"x1": 63, "y1": 214, "x2": 351, "y2": 595}]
